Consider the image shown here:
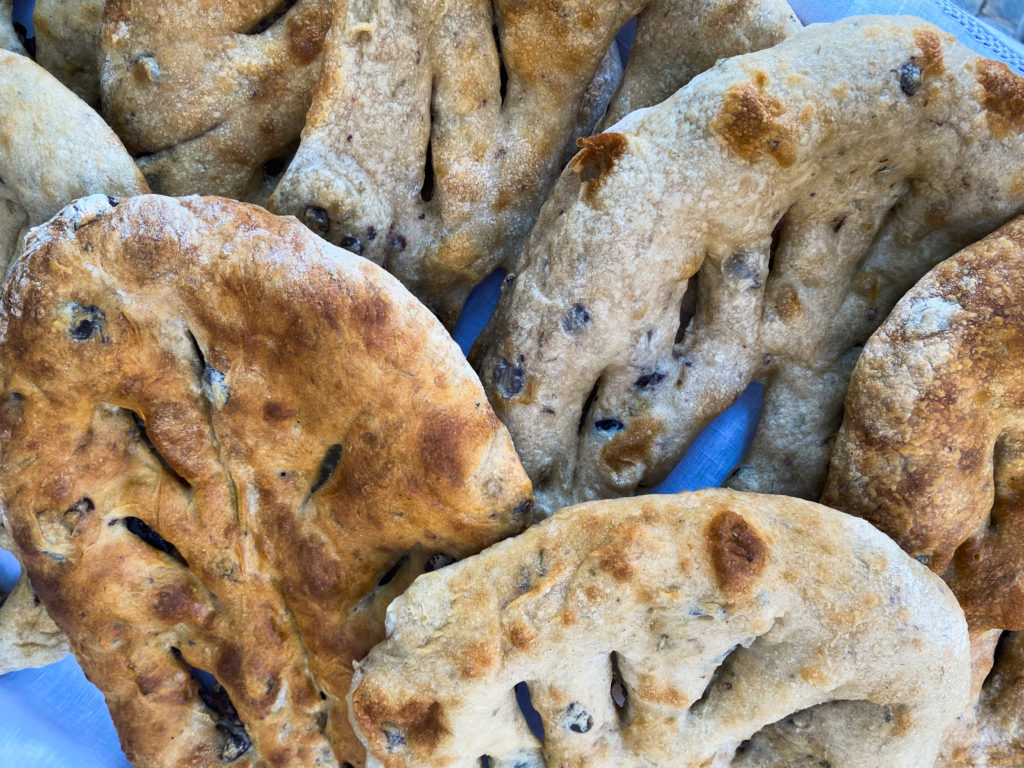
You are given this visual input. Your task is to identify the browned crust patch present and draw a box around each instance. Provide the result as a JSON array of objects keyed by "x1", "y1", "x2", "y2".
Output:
[
  {"x1": 977, "y1": 58, "x2": 1024, "y2": 139},
  {"x1": 458, "y1": 639, "x2": 498, "y2": 678},
  {"x1": 101, "y1": 0, "x2": 129, "y2": 25},
  {"x1": 769, "y1": 281, "x2": 804, "y2": 322},
  {"x1": 353, "y1": 695, "x2": 449, "y2": 753},
  {"x1": 507, "y1": 620, "x2": 535, "y2": 650},
  {"x1": 913, "y1": 28, "x2": 947, "y2": 77},
  {"x1": 600, "y1": 415, "x2": 663, "y2": 474},
  {"x1": 636, "y1": 678, "x2": 690, "y2": 708},
  {"x1": 418, "y1": 411, "x2": 484, "y2": 486},
  {"x1": 711, "y1": 81, "x2": 798, "y2": 167},
  {"x1": 287, "y1": 11, "x2": 330, "y2": 66},
  {"x1": 706, "y1": 509, "x2": 767, "y2": 592},
  {"x1": 598, "y1": 548, "x2": 635, "y2": 583},
  {"x1": 570, "y1": 133, "x2": 628, "y2": 194}
]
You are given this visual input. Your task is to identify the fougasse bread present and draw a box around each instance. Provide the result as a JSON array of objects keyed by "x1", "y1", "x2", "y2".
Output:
[
  {"x1": 821, "y1": 216, "x2": 1024, "y2": 767},
  {"x1": 0, "y1": 0, "x2": 23, "y2": 54},
  {"x1": 269, "y1": 0, "x2": 800, "y2": 325},
  {"x1": 33, "y1": 0, "x2": 105, "y2": 107},
  {"x1": 0, "y1": 47, "x2": 148, "y2": 673},
  {"x1": 0, "y1": 48, "x2": 148, "y2": 271},
  {"x1": 349, "y1": 489, "x2": 970, "y2": 768},
  {"x1": 952, "y1": 631, "x2": 1024, "y2": 768},
  {"x1": 0, "y1": 194, "x2": 532, "y2": 768},
  {"x1": 822, "y1": 215, "x2": 1024, "y2": 633},
  {"x1": 99, "y1": 0, "x2": 332, "y2": 200},
  {"x1": 472, "y1": 16, "x2": 1024, "y2": 517},
  {"x1": 0, "y1": 514, "x2": 67, "y2": 673}
]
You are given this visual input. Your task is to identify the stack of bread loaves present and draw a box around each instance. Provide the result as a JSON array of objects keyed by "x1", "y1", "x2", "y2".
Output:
[{"x1": 0, "y1": 2, "x2": 1021, "y2": 767}]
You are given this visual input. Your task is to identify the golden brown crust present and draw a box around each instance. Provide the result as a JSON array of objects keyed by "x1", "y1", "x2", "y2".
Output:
[
  {"x1": 705, "y1": 508, "x2": 767, "y2": 593},
  {"x1": 0, "y1": 51, "x2": 148, "y2": 672},
  {"x1": 976, "y1": 58, "x2": 1024, "y2": 140},
  {"x1": 711, "y1": 80, "x2": 798, "y2": 168},
  {"x1": 0, "y1": 194, "x2": 531, "y2": 767},
  {"x1": 268, "y1": 0, "x2": 799, "y2": 325},
  {"x1": 821, "y1": 216, "x2": 1024, "y2": 767},
  {"x1": 474, "y1": 17, "x2": 1024, "y2": 517},
  {"x1": 350, "y1": 490, "x2": 970, "y2": 767},
  {"x1": 100, "y1": 0, "x2": 332, "y2": 199},
  {"x1": 822, "y1": 215, "x2": 1024, "y2": 633},
  {"x1": 913, "y1": 27, "x2": 946, "y2": 77},
  {"x1": 570, "y1": 133, "x2": 629, "y2": 192}
]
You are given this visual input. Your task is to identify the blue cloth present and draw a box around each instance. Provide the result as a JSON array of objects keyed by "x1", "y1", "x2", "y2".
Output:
[
  {"x1": 452, "y1": 268, "x2": 506, "y2": 356},
  {"x1": 3, "y1": 1, "x2": 1023, "y2": 765},
  {"x1": 0, "y1": 656, "x2": 130, "y2": 768},
  {"x1": 648, "y1": 383, "x2": 764, "y2": 494},
  {"x1": 0, "y1": 548, "x2": 18, "y2": 594}
]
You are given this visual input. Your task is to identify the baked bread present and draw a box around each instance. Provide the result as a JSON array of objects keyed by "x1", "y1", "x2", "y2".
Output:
[
  {"x1": 0, "y1": 48, "x2": 148, "y2": 674},
  {"x1": 599, "y1": 0, "x2": 800, "y2": 128},
  {"x1": 0, "y1": 48, "x2": 148, "y2": 271},
  {"x1": 0, "y1": 518, "x2": 67, "y2": 673},
  {"x1": 821, "y1": 216, "x2": 1024, "y2": 767},
  {"x1": 33, "y1": 0, "x2": 105, "y2": 107},
  {"x1": 953, "y1": 631, "x2": 1024, "y2": 768},
  {"x1": 269, "y1": 0, "x2": 800, "y2": 325},
  {"x1": 0, "y1": 194, "x2": 532, "y2": 767},
  {"x1": 937, "y1": 628, "x2": 1024, "y2": 768},
  {"x1": 822, "y1": 215, "x2": 1024, "y2": 630},
  {"x1": 473, "y1": 16, "x2": 1024, "y2": 516},
  {"x1": 349, "y1": 489, "x2": 970, "y2": 767},
  {"x1": 100, "y1": 0, "x2": 332, "y2": 199},
  {"x1": 0, "y1": 0, "x2": 24, "y2": 54}
]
